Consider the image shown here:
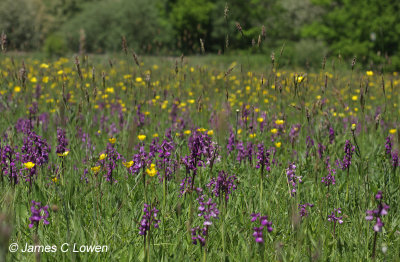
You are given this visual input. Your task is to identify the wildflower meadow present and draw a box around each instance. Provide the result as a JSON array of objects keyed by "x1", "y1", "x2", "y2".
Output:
[{"x1": 0, "y1": 50, "x2": 400, "y2": 261}]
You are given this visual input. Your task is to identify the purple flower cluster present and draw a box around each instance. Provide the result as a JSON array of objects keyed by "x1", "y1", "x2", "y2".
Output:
[
  {"x1": 135, "y1": 105, "x2": 146, "y2": 127},
  {"x1": 256, "y1": 143, "x2": 270, "y2": 175},
  {"x1": 327, "y1": 208, "x2": 343, "y2": 235},
  {"x1": 15, "y1": 118, "x2": 33, "y2": 134},
  {"x1": 157, "y1": 139, "x2": 176, "y2": 181},
  {"x1": 329, "y1": 127, "x2": 335, "y2": 144},
  {"x1": 250, "y1": 213, "x2": 273, "y2": 243},
  {"x1": 29, "y1": 201, "x2": 50, "y2": 228},
  {"x1": 206, "y1": 170, "x2": 237, "y2": 203},
  {"x1": 328, "y1": 208, "x2": 343, "y2": 224},
  {"x1": 21, "y1": 131, "x2": 51, "y2": 167},
  {"x1": 322, "y1": 163, "x2": 336, "y2": 188},
  {"x1": 104, "y1": 143, "x2": 122, "y2": 183},
  {"x1": 56, "y1": 128, "x2": 69, "y2": 156},
  {"x1": 365, "y1": 191, "x2": 390, "y2": 232},
  {"x1": 138, "y1": 203, "x2": 160, "y2": 236},
  {"x1": 197, "y1": 195, "x2": 220, "y2": 226},
  {"x1": 182, "y1": 131, "x2": 219, "y2": 189},
  {"x1": 286, "y1": 162, "x2": 302, "y2": 196},
  {"x1": 236, "y1": 141, "x2": 246, "y2": 163},
  {"x1": 1, "y1": 145, "x2": 21, "y2": 185},
  {"x1": 226, "y1": 131, "x2": 235, "y2": 154},
  {"x1": 385, "y1": 136, "x2": 392, "y2": 156},
  {"x1": 127, "y1": 145, "x2": 150, "y2": 176},
  {"x1": 191, "y1": 226, "x2": 207, "y2": 246},
  {"x1": 392, "y1": 151, "x2": 399, "y2": 168},
  {"x1": 298, "y1": 203, "x2": 314, "y2": 217},
  {"x1": 340, "y1": 140, "x2": 355, "y2": 171},
  {"x1": 190, "y1": 194, "x2": 219, "y2": 246}
]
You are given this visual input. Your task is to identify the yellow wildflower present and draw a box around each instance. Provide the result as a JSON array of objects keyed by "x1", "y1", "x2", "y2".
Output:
[
  {"x1": 109, "y1": 138, "x2": 116, "y2": 144},
  {"x1": 122, "y1": 161, "x2": 134, "y2": 168},
  {"x1": 146, "y1": 164, "x2": 157, "y2": 177},
  {"x1": 275, "y1": 142, "x2": 282, "y2": 148},
  {"x1": 24, "y1": 162, "x2": 35, "y2": 169},
  {"x1": 389, "y1": 129, "x2": 397, "y2": 134},
  {"x1": 270, "y1": 128, "x2": 278, "y2": 134},
  {"x1": 91, "y1": 166, "x2": 101, "y2": 173},
  {"x1": 57, "y1": 151, "x2": 70, "y2": 157},
  {"x1": 99, "y1": 153, "x2": 107, "y2": 161},
  {"x1": 275, "y1": 120, "x2": 284, "y2": 125},
  {"x1": 138, "y1": 134, "x2": 146, "y2": 141},
  {"x1": 207, "y1": 130, "x2": 214, "y2": 136}
]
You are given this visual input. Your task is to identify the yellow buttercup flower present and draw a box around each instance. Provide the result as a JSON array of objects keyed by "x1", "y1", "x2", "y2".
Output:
[
  {"x1": 122, "y1": 161, "x2": 134, "y2": 168},
  {"x1": 352, "y1": 95, "x2": 358, "y2": 101},
  {"x1": 30, "y1": 77, "x2": 37, "y2": 83},
  {"x1": 296, "y1": 75, "x2": 304, "y2": 83},
  {"x1": 14, "y1": 86, "x2": 21, "y2": 93},
  {"x1": 136, "y1": 77, "x2": 143, "y2": 83},
  {"x1": 57, "y1": 151, "x2": 70, "y2": 157},
  {"x1": 184, "y1": 130, "x2": 191, "y2": 135},
  {"x1": 153, "y1": 133, "x2": 159, "y2": 137},
  {"x1": 99, "y1": 153, "x2": 107, "y2": 161},
  {"x1": 249, "y1": 133, "x2": 256, "y2": 138},
  {"x1": 138, "y1": 134, "x2": 146, "y2": 141},
  {"x1": 207, "y1": 130, "x2": 214, "y2": 136},
  {"x1": 52, "y1": 177, "x2": 58, "y2": 183},
  {"x1": 275, "y1": 142, "x2": 282, "y2": 148},
  {"x1": 257, "y1": 117, "x2": 264, "y2": 123},
  {"x1": 146, "y1": 163, "x2": 157, "y2": 177},
  {"x1": 389, "y1": 129, "x2": 397, "y2": 134},
  {"x1": 275, "y1": 119, "x2": 284, "y2": 125},
  {"x1": 91, "y1": 166, "x2": 101, "y2": 173},
  {"x1": 24, "y1": 162, "x2": 35, "y2": 169},
  {"x1": 366, "y1": 71, "x2": 373, "y2": 76},
  {"x1": 109, "y1": 138, "x2": 116, "y2": 144},
  {"x1": 197, "y1": 128, "x2": 206, "y2": 132},
  {"x1": 351, "y1": 124, "x2": 356, "y2": 131}
]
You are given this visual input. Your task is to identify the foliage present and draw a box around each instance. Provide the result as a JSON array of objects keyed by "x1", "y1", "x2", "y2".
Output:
[
  {"x1": 43, "y1": 34, "x2": 69, "y2": 57},
  {"x1": 302, "y1": 0, "x2": 400, "y2": 69},
  {"x1": 59, "y1": 0, "x2": 168, "y2": 53}
]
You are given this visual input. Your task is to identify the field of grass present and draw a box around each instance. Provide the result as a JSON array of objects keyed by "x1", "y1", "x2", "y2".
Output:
[{"x1": 0, "y1": 53, "x2": 399, "y2": 261}]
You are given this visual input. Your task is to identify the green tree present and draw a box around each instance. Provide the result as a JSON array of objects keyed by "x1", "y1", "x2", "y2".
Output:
[{"x1": 302, "y1": 0, "x2": 400, "y2": 68}]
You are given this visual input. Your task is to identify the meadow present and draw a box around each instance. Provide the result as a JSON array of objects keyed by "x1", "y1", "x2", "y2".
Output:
[{"x1": 0, "y1": 52, "x2": 399, "y2": 261}]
